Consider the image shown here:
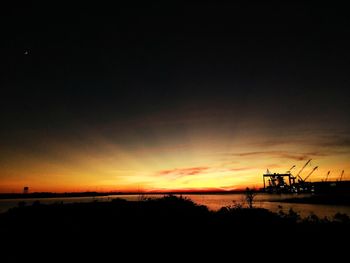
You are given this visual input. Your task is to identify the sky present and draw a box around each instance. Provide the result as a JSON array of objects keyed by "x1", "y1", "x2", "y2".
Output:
[{"x1": 0, "y1": 3, "x2": 350, "y2": 193}]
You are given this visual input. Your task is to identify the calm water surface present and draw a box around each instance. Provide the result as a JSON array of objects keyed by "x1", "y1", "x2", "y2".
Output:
[{"x1": 1, "y1": 194, "x2": 349, "y2": 218}]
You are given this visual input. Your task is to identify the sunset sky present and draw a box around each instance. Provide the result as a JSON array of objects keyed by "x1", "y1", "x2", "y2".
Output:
[{"x1": 1, "y1": 3, "x2": 350, "y2": 193}]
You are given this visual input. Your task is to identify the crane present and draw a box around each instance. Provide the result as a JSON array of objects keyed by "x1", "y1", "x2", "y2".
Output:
[
  {"x1": 339, "y1": 170, "x2": 345, "y2": 181},
  {"x1": 325, "y1": 171, "x2": 331, "y2": 182},
  {"x1": 287, "y1": 165, "x2": 296, "y2": 174},
  {"x1": 295, "y1": 159, "x2": 311, "y2": 181},
  {"x1": 303, "y1": 166, "x2": 318, "y2": 182}
]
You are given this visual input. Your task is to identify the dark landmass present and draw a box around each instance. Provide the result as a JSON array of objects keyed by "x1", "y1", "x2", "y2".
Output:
[
  {"x1": 273, "y1": 194, "x2": 350, "y2": 206},
  {"x1": 0, "y1": 191, "x2": 109, "y2": 199},
  {"x1": 0, "y1": 195, "x2": 349, "y2": 261},
  {"x1": 0, "y1": 190, "x2": 251, "y2": 199}
]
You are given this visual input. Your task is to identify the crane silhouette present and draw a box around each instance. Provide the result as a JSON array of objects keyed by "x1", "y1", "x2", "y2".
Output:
[
  {"x1": 303, "y1": 166, "x2": 318, "y2": 182},
  {"x1": 325, "y1": 171, "x2": 331, "y2": 182},
  {"x1": 295, "y1": 159, "x2": 311, "y2": 182}
]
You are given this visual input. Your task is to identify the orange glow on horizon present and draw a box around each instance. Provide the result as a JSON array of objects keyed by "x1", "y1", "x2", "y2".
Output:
[{"x1": 0, "y1": 126, "x2": 349, "y2": 193}]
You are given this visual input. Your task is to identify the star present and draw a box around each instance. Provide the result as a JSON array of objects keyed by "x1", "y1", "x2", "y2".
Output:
[{"x1": 24, "y1": 50, "x2": 29, "y2": 55}]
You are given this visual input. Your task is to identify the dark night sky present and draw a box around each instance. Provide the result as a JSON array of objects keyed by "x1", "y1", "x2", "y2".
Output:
[{"x1": 1, "y1": 3, "x2": 350, "y2": 192}]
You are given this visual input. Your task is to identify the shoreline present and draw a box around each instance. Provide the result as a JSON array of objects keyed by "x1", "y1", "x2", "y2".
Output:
[
  {"x1": 2, "y1": 191, "x2": 350, "y2": 207},
  {"x1": 272, "y1": 194, "x2": 350, "y2": 206},
  {"x1": 0, "y1": 190, "x2": 254, "y2": 200}
]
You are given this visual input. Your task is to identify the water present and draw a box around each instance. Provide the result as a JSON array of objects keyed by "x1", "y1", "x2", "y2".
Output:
[
  {"x1": 182, "y1": 194, "x2": 350, "y2": 218},
  {"x1": 1, "y1": 193, "x2": 349, "y2": 219}
]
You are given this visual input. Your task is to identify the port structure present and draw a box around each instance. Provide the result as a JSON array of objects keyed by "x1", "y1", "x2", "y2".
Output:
[
  {"x1": 263, "y1": 170, "x2": 293, "y2": 193},
  {"x1": 263, "y1": 159, "x2": 348, "y2": 194},
  {"x1": 263, "y1": 160, "x2": 319, "y2": 193}
]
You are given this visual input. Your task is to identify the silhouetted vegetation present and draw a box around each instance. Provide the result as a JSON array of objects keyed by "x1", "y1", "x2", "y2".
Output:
[
  {"x1": 244, "y1": 187, "x2": 256, "y2": 208},
  {"x1": 278, "y1": 207, "x2": 301, "y2": 223},
  {"x1": 0, "y1": 195, "x2": 348, "y2": 261}
]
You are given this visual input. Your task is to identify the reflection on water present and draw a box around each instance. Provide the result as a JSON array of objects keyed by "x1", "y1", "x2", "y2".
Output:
[
  {"x1": 182, "y1": 194, "x2": 350, "y2": 219},
  {"x1": 1, "y1": 194, "x2": 349, "y2": 218}
]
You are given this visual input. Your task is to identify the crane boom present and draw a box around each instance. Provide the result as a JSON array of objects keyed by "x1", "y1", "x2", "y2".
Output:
[
  {"x1": 296, "y1": 159, "x2": 311, "y2": 181},
  {"x1": 339, "y1": 170, "x2": 344, "y2": 181},
  {"x1": 287, "y1": 165, "x2": 296, "y2": 173},
  {"x1": 325, "y1": 171, "x2": 330, "y2": 182},
  {"x1": 303, "y1": 166, "x2": 318, "y2": 181}
]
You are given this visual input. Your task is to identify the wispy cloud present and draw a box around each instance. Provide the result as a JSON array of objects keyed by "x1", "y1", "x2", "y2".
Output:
[
  {"x1": 157, "y1": 167, "x2": 209, "y2": 178},
  {"x1": 227, "y1": 167, "x2": 253, "y2": 172},
  {"x1": 318, "y1": 135, "x2": 350, "y2": 149},
  {"x1": 241, "y1": 132, "x2": 350, "y2": 150},
  {"x1": 156, "y1": 166, "x2": 255, "y2": 182},
  {"x1": 228, "y1": 151, "x2": 327, "y2": 161}
]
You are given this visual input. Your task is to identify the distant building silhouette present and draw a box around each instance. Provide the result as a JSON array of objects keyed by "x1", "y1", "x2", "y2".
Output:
[{"x1": 23, "y1": 186, "x2": 29, "y2": 194}]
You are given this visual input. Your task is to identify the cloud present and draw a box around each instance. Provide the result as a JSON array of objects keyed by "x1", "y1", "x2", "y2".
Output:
[
  {"x1": 227, "y1": 167, "x2": 253, "y2": 172},
  {"x1": 241, "y1": 132, "x2": 350, "y2": 151},
  {"x1": 318, "y1": 135, "x2": 350, "y2": 149},
  {"x1": 229, "y1": 151, "x2": 327, "y2": 161},
  {"x1": 157, "y1": 167, "x2": 209, "y2": 178}
]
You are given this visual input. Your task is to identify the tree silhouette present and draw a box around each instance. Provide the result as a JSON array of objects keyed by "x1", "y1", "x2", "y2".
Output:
[{"x1": 245, "y1": 187, "x2": 256, "y2": 209}]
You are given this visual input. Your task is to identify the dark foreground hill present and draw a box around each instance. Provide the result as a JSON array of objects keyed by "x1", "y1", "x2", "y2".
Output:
[{"x1": 0, "y1": 195, "x2": 349, "y2": 261}]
